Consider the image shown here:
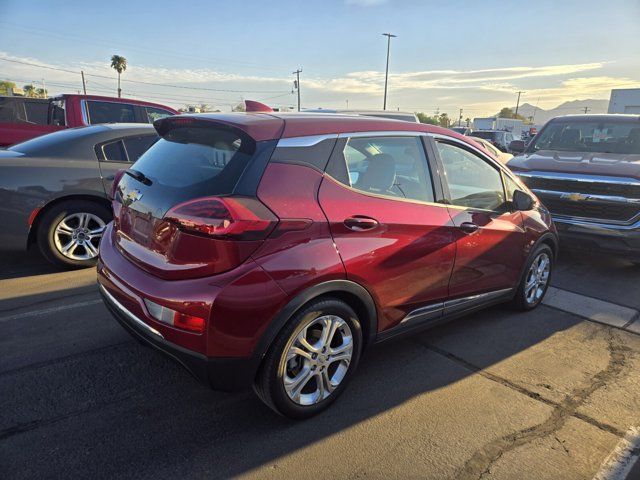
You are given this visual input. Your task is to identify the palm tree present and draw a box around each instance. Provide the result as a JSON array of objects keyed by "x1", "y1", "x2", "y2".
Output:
[
  {"x1": 23, "y1": 84, "x2": 37, "y2": 98},
  {"x1": 110, "y1": 55, "x2": 127, "y2": 98}
]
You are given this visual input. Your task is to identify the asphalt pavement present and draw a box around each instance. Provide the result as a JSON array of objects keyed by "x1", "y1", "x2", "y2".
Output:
[{"x1": 1, "y1": 247, "x2": 639, "y2": 479}]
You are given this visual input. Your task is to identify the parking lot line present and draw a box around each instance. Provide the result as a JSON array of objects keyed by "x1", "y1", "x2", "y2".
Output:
[
  {"x1": 543, "y1": 287, "x2": 639, "y2": 331},
  {"x1": 0, "y1": 299, "x2": 103, "y2": 323}
]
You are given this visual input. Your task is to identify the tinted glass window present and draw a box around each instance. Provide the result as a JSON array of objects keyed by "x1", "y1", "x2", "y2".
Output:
[
  {"x1": 471, "y1": 131, "x2": 497, "y2": 141},
  {"x1": 102, "y1": 140, "x2": 127, "y2": 162},
  {"x1": 146, "y1": 107, "x2": 173, "y2": 123},
  {"x1": 437, "y1": 141, "x2": 505, "y2": 211},
  {"x1": 504, "y1": 175, "x2": 522, "y2": 202},
  {"x1": 87, "y1": 101, "x2": 136, "y2": 124},
  {"x1": 530, "y1": 120, "x2": 640, "y2": 154},
  {"x1": 24, "y1": 101, "x2": 49, "y2": 124},
  {"x1": 341, "y1": 136, "x2": 434, "y2": 203},
  {"x1": 124, "y1": 135, "x2": 157, "y2": 162},
  {"x1": 0, "y1": 97, "x2": 24, "y2": 122},
  {"x1": 132, "y1": 126, "x2": 255, "y2": 201}
]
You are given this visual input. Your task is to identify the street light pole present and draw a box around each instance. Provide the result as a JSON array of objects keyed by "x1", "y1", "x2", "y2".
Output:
[
  {"x1": 292, "y1": 69, "x2": 302, "y2": 112},
  {"x1": 382, "y1": 33, "x2": 396, "y2": 110}
]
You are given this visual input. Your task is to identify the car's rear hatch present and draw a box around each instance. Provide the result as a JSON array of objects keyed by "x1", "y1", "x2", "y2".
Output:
[{"x1": 111, "y1": 115, "x2": 283, "y2": 280}]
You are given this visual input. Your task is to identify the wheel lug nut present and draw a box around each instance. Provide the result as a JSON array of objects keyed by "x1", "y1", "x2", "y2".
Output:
[{"x1": 312, "y1": 353, "x2": 317, "y2": 359}]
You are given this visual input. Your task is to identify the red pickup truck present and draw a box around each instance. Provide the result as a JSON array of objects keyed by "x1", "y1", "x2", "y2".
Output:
[{"x1": 0, "y1": 94, "x2": 178, "y2": 147}]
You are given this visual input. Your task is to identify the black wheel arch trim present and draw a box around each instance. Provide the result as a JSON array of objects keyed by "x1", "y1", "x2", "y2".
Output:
[
  {"x1": 251, "y1": 279, "x2": 378, "y2": 366},
  {"x1": 518, "y1": 231, "x2": 558, "y2": 285}
]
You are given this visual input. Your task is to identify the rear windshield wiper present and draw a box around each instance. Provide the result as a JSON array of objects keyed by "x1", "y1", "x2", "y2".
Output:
[{"x1": 124, "y1": 169, "x2": 152, "y2": 186}]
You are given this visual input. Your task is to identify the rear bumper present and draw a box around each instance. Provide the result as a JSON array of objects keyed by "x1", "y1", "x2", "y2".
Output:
[
  {"x1": 99, "y1": 283, "x2": 257, "y2": 391},
  {"x1": 553, "y1": 215, "x2": 640, "y2": 259}
]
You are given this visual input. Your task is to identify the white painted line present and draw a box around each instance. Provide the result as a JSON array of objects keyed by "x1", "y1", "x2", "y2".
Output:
[
  {"x1": 593, "y1": 426, "x2": 640, "y2": 480},
  {"x1": 543, "y1": 287, "x2": 638, "y2": 329},
  {"x1": 0, "y1": 299, "x2": 104, "y2": 323}
]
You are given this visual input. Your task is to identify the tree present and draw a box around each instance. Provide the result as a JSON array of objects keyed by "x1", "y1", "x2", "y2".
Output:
[
  {"x1": 498, "y1": 107, "x2": 527, "y2": 122},
  {"x1": 36, "y1": 88, "x2": 48, "y2": 98},
  {"x1": 23, "y1": 85, "x2": 37, "y2": 98},
  {"x1": 438, "y1": 113, "x2": 450, "y2": 127},
  {"x1": 0, "y1": 81, "x2": 16, "y2": 95},
  {"x1": 416, "y1": 112, "x2": 439, "y2": 125},
  {"x1": 110, "y1": 55, "x2": 127, "y2": 98}
]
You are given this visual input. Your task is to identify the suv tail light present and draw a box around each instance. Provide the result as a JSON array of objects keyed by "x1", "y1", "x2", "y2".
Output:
[
  {"x1": 144, "y1": 299, "x2": 205, "y2": 333},
  {"x1": 110, "y1": 169, "x2": 126, "y2": 201},
  {"x1": 164, "y1": 196, "x2": 278, "y2": 240}
]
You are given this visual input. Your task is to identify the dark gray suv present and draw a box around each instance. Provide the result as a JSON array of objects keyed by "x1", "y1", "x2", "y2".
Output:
[{"x1": 0, "y1": 124, "x2": 157, "y2": 268}]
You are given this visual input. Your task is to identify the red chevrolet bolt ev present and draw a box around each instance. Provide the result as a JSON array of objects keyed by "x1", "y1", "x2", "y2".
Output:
[{"x1": 97, "y1": 113, "x2": 557, "y2": 418}]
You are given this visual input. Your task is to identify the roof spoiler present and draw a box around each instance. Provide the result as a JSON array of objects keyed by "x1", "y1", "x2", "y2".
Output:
[{"x1": 245, "y1": 100, "x2": 273, "y2": 113}]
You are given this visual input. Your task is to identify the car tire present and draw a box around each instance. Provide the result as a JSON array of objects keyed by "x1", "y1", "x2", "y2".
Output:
[
  {"x1": 254, "y1": 297, "x2": 362, "y2": 419},
  {"x1": 36, "y1": 200, "x2": 111, "y2": 269},
  {"x1": 512, "y1": 244, "x2": 554, "y2": 311}
]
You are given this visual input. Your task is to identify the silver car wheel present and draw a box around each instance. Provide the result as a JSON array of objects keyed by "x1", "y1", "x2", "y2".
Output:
[
  {"x1": 524, "y1": 252, "x2": 551, "y2": 305},
  {"x1": 53, "y1": 212, "x2": 106, "y2": 261},
  {"x1": 282, "y1": 314, "x2": 353, "y2": 406}
]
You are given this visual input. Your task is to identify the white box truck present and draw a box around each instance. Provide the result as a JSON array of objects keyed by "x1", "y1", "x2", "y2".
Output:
[{"x1": 608, "y1": 88, "x2": 640, "y2": 114}]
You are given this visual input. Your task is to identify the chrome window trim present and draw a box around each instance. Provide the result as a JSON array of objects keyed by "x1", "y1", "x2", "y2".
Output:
[
  {"x1": 99, "y1": 284, "x2": 164, "y2": 338},
  {"x1": 80, "y1": 99, "x2": 90, "y2": 125},
  {"x1": 516, "y1": 171, "x2": 640, "y2": 186},
  {"x1": 337, "y1": 130, "x2": 427, "y2": 139},
  {"x1": 276, "y1": 134, "x2": 338, "y2": 148}
]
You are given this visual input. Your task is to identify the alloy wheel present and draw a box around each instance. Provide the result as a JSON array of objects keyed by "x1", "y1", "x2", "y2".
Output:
[
  {"x1": 53, "y1": 212, "x2": 106, "y2": 261},
  {"x1": 282, "y1": 315, "x2": 353, "y2": 406},
  {"x1": 524, "y1": 252, "x2": 551, "y2": 305}
]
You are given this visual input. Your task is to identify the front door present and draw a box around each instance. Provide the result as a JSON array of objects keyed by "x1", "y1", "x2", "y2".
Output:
[
  {"x1": 318, "y1": 133, "x2": 457, "y2": 332},
  {"x1": 432, "y1": 139, "x2": 525, "y2": 300}
]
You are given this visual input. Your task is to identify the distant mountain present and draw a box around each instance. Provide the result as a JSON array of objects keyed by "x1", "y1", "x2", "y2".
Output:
[{"x1": 506, "y1": 99, "x2": 610, "y2": 126}]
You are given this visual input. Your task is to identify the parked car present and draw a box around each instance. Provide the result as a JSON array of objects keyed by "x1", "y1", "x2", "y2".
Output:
[
  {"x1": 98, "y1": 113, "x2": 557, "y2": 418},
  {"x1": 304, "y1": 108, "x2": 419, "y2": 122},
  {"x1": 472, "y1": 129, "x2": 518, "y2": 152},
  {"x1": 0, "y1": 94, "x2": 177, "y2": 147},
  {"x1": 469, "y1": 136, "x2": 514, "y2": 164},
  {"x1": 450, "y1": 126, "x2": 473, "y2": 135},
  {"x1": 508, "y1": 114, "x2": 640, "y2": 261},
  {"x1": 0, "y1": 124, "x2": 158, "y2": 268}
]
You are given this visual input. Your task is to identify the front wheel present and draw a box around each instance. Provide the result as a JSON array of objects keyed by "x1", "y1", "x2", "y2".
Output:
[
  {"x1": 512, "y1": 244, "x2": 554, "y2": 311},
  {"x1": 254, "y1": 298, "x2": 362, "y2": 419}
]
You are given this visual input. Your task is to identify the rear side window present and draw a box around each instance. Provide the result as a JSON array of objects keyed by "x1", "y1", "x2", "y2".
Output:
[
  {"x1": 132, "y1": 126, "x2": 255, "y2": 200},
  {"x1": 338, "y1": 136, "x2": 435, "y2": 203},
  {"x1": 124, "y1": 135, "x2": 157, "y2": 162},
  {"x1": 102, "y1": 140, "x2": 127, "y2": 162},
  {"x1": 87, "y1": 101, "x2": 136, "y2": 124},
  {"x1": 145, "y1": 107, "x2": 173, "y2": 123}
]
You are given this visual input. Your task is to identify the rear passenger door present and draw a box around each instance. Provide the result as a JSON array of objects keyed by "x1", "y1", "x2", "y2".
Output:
[
  {"x1": 96, "y1": 134, "x2": 158, "y2": 194},
  {"x1": 319, "y1": 133, "x2": 457, "y2": 332},
  {"x1": 432, "y1": 138, "x2": 525, "y2": 301}
]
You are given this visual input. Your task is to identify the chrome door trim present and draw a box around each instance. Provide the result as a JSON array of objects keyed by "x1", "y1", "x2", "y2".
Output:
[
  {"x1": 99, "y1": 284, "x2": 164, "y2": 339},
  {"x1": 400, "y1": 302, "x2": 444, "y2": 325},
  {"x1": 276, "y1": 134, "x2": 338, "y2": 148},
  {"x1": 443, "y1": 288, "x2": 514, "y2": 315}
]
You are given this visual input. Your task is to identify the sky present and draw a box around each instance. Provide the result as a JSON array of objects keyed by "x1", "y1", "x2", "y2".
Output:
[{"x1": 1, "y1": 0, "x2": 639, "y2": 117}]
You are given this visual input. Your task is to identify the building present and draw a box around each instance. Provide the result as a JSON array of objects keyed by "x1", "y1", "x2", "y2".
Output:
[{"x1": 608, "y1": 88, "x2": 640, "y2": 114}]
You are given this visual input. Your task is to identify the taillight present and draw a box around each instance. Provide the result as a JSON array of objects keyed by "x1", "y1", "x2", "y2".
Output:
[
  {"x1": 164, "y1": 196, "x2": 278, "y2": 240},
  {"x1": 110, "y1": 169, "x2": 126, "y2": 201},
  {"x1": 144, "y1": 299, "x2": 205, "y2": 334}
]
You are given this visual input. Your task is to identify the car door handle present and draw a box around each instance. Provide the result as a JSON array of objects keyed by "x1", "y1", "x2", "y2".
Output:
[
  {"x1": 344, "y1": 216, "x2": 379, "y2": 231},
  {"x1": 105, "y1": 175, "x2": 115, "y2": 180},
  {"x1": 459, "y1": 222, "x2": 479, "y2": 234}
]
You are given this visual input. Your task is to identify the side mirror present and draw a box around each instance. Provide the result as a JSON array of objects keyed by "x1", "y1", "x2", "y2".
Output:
[
  {"x1": 512, "y1": 189, "x2": 535, "y2": 211},
  {"x1": 509, "y1": 140, "x2": 526, "y2": 153}
]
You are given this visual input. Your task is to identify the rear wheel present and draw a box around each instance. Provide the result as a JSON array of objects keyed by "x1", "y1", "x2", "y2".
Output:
[
  {"x1": 512, "y1": 244, "x2": 553, "y2": 310},
  {"x1": 37, "y1": 200, "x2": 110, "y2": 269},
  {"x1": 254, "y1": 298, "x2": 362, "y2": 419}
]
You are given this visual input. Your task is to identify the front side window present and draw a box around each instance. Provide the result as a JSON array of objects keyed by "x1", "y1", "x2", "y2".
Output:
[
  {"x1": 529, "y1": 120, "x2": 640, "y2": 154},
  {"x1": 87, "y1": 101, "x2": 136, "y2": 124},
  {"x1": 341, "y1": 136, "x2": 435, "y2": 203},
  {"x1": 436, "y1": 141, "x2": 505, "y2": 211}
]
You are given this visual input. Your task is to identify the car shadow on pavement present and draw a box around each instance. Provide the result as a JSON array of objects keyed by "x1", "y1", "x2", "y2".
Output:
[
  {"x1": 0, "y1": 247, "x2": 67, "y2": 280},
  {"x1": 2, "y1": 289, "x2": 588, "y2": 480}
]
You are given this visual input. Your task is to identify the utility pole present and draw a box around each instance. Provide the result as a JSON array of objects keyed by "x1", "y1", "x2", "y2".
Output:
[
  {"x1": 583, "y1": 106, "x2": 591, "y2": 114},
  {"x1": 514, "y1": 91, "x2": 524, "y2": 117},
  {"x1": 382, "y1": 33, "x2": 396, "y2": 110},
  {"x1": 41, "y1": 78, "x2": 47, "y2": 98},
  {"x1": 346, "y1": 99, "x2": 349, "y2": 109},
  {"x1": 458, "y1": 108, "x2": 463, "y2": 127},
  {"x1": 292, "y1": 69, "x2": 302, "y2": 111},
  {"x1": 81, "y1": 71, "x2": 87, "y2": 95}
]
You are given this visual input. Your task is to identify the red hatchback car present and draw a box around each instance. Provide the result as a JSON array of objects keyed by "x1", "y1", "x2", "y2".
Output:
[{"x1": 98, "y1": 113, "x2": 557, "y2": 418}]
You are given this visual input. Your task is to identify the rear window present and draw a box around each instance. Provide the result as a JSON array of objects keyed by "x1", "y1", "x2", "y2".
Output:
[
  {"x1": 529, "y1": 119, "x2": 640, "y2": 154},
  {"x1": 87, "y1": 101, "x2": 136, "y2": 124},
  {"x1": 471, "y1": 131, "x2": 497, "y2": 141},
  {"x1": 0, "y1": 97, "x2": 48, "y2": 124},
  {"x1": 131, "y1": 126, "x2": 255, "y2": 199}
]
